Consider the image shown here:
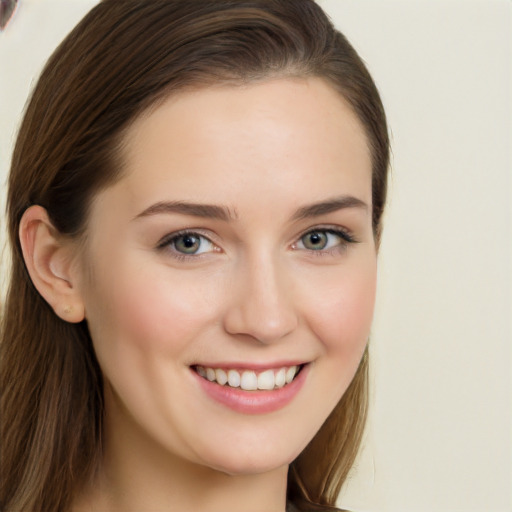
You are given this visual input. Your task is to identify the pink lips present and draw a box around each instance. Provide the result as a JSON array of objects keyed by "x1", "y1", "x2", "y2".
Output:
[{"x1": 192, "y1": 364, "x2": 308, "y2": 414}]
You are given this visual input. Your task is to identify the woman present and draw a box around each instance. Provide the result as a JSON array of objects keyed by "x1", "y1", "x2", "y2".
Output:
[{"x1": 0, "y1": 1, "x2": 389, "y2": 511}]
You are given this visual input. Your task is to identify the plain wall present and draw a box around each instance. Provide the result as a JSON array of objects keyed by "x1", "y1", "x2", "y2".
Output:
[{"x1": 1, "y1": 1, "x2": 511, "y2": 511}]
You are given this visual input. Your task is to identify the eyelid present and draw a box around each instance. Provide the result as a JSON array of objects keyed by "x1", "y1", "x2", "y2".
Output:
[{"x1": 298, "y1": 224, "x2": 356, "y2": 241}]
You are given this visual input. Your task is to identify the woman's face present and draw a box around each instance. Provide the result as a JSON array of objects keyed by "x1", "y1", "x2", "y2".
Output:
[{"x1": 78, "y1": 77, "x2": 376, "y2": 475}]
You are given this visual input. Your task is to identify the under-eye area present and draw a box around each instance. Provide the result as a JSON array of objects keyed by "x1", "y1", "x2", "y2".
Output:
[{"x1": 192, "y1": 364, "x2": 306, "y2": 391}]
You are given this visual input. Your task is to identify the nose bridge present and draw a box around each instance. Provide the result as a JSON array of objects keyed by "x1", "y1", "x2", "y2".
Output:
[{"x1": 223, "y1": 249, "x2": 298, "y2": 343}]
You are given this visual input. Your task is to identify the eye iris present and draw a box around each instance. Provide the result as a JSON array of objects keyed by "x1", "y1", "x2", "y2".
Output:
[
  {"x1": 175, "y1": 234, "x2": 200, "y2": 254},
  {"x1": 303, "y1": 231, "x2": 328, "y2": 250}
]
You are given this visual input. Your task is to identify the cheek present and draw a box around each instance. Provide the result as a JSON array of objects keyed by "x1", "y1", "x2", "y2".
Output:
[
  {"x1": 308, "y1": 258, "x2": 377, "y2": 358},
  {"x1": 84, "y1": 260, "x2": 217, "y2": 357},
  {"x1": 287, "y1": 257, "x2": 376, "y2": 446}
]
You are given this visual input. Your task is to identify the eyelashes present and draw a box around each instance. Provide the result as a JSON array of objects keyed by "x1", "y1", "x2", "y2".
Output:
[
  {"x1": 158, "y1": 231, "x2": 217, "y2": 256},
  {"x1": 292, "y1": 228, "x2": 356, "y2": 254},
  {"x1": 156, "y1": 229, "x2": 219, "y2": 261},
  {"x1": 157, "y1": 226, "x2": 358, "y2": 261}
]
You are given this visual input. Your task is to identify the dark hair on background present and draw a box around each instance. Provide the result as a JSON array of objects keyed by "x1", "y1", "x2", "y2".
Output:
[{"x1": 0, "y1": 1, "x2": 389, "y2": 511}]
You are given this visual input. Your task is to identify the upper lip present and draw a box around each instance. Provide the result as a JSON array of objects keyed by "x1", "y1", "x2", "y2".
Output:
[{"x1": 191, "y1": 361, "x2": 308, "y2": 371}]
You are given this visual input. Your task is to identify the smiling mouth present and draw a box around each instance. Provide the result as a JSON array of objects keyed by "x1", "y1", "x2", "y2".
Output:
[{"x1": 192, "y1": 364, "x2": 305, "y2": 391}]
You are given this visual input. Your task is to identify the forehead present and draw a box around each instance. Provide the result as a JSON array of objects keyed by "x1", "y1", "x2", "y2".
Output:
[{"x1": 96, "y1": 77, "x2": 372, "y2": 219}]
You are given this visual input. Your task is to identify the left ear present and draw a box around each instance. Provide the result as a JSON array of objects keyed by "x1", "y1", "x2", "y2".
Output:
[{"x1": 19, "y1": 205, "x2": 86, "y2": 323}]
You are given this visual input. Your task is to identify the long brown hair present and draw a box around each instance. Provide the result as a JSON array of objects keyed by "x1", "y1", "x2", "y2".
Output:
[{"x1": 0, "y1": 1, "x2": 389, "y2": 510}]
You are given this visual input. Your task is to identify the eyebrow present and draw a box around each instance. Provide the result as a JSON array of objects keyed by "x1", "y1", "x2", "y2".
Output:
[
  {"x1": 291, "y1": 195, "x2": 368, "y2": 221},
  {"x1": 134, "y1": 195, "x2": 368, "y2": 223},
  {"x1": 134, "y1": 201, "x2": 237, "y2": 221}
]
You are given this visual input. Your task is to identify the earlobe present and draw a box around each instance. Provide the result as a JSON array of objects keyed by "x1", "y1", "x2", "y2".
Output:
[{"x1": 19, "y1": 205, "x2": 85, "y2": 323}]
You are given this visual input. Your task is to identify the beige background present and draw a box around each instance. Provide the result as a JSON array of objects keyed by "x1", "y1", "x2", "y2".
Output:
[{"x1": 1, "y1": 1, "x2": 511, "y2": 511}]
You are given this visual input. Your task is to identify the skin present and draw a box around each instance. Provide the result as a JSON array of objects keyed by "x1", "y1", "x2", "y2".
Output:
[{"x1": 20, "y1": 77, "x2": 376, "y2": 512}]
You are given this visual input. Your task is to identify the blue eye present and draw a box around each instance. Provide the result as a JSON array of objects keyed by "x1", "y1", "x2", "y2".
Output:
[
  {"x1": 296, "y1": 229, "x2": 353, "y2": 252},
  {"x1": 160, "y1": 232, "x2": 216, "y2": 256}
]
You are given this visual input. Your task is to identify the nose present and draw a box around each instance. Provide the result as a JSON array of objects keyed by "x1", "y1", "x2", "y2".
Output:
[{"x1": 222, "y1": 254, "x2": 299, "y2": 344}]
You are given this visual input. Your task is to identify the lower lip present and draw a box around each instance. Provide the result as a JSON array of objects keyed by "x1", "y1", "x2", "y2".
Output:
[{"x1": 192, "y1": 365, "x2": 309, "y2": 415}]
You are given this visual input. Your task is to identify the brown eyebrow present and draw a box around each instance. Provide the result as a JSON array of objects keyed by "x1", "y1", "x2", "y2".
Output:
[
  {"x1": 134, "y1": 201, "x2": 237, "y2": 221},
  {"x1": 134, "y1": 195, "x2": 367, "y2": 223},
  {"x1": 291, "y1": 195, "x2": 368, "y2": 221}
]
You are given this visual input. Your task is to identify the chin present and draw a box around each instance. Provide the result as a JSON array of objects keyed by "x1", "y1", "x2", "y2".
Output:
[
  {"x1": 209, "y1": 458, "x2": 290, "y2": 477},
  {"x1": 198, "y1": 441, "x2": 299, "y2": 477}
]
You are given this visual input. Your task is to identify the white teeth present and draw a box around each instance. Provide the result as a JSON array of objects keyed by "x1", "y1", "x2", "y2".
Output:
[
  {"x1": 206, "y1": 368, "x2": 216, "y2": 382},
  {"x1": 257, "y1": 369, "x2": 275, "y2": 390},
  {"x1": 228, "y1": 369, "x2": 241, "y2": 388},
  {"x1": 240, "y1": 371, "x2": 258, "y2": 391},
  {"x1": 195, "y1": 364, "x2": 302, "y2": 390},
  {"x1": 215, "y1": 368, "x2": 228, "y2": 385},
  {"x1": 275, "y1": 368, "x2": 286, "y2": 388},
  {"x1": 285, "y1": 366, "x2": 298, "y2": 384}
]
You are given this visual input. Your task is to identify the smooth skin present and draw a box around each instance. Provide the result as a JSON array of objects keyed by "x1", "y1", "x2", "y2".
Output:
[{"x1": 20, "y1": 77, "x2": 377, "y2": 512}]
